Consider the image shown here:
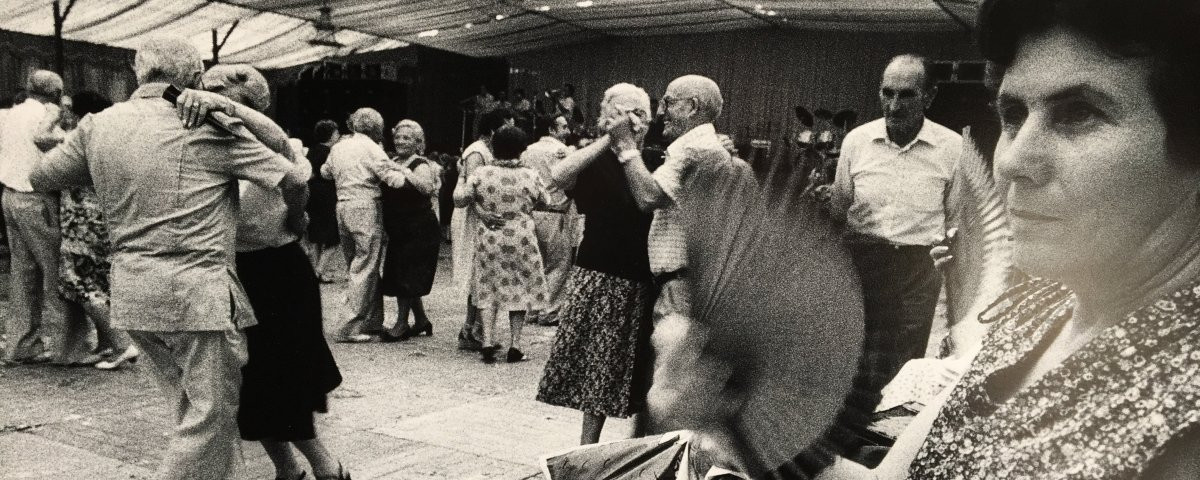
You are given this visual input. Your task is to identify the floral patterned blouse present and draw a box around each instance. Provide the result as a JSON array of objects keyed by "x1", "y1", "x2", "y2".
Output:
[{"x1": 909, "y1": 278, "x2": 1200, "y2": 479}]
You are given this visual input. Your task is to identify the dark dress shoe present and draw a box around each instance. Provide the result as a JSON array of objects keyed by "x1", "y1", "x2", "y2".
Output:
[
  {"x1": 410, "y1": 321, "x2": 433, "y2": 337},
  {"x1": 480, "y1": 345, "x2": 498, "y2": 364},
  {"x1": 506, "y1": 348, "x2": 526, "y2": 363},
  {"x1": 379, "y1": 329, "x2": 410, "y2": 343}
]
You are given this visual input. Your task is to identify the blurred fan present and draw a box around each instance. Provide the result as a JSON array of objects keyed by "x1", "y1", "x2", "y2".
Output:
[
  {"x1": 542, "y1": 433, "x2": 688, "y2": 480},
  {"x1": 646, "y1": 150, "x2": 868, "y2": 478}
]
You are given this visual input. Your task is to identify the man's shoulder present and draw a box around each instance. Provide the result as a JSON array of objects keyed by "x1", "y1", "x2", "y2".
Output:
[{"x1": 923, "y1": 119, "x2": 963, "y2": 144}]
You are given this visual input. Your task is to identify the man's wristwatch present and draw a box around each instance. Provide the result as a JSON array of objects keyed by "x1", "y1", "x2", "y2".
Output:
[{"x1": 617, "y1": 149, "x2": 641, "y2": 164}]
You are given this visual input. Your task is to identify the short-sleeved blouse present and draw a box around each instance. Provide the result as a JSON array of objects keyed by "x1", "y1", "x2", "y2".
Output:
[{"x1": 909, "y1": 278, "x2": 1200, "y2": 479}]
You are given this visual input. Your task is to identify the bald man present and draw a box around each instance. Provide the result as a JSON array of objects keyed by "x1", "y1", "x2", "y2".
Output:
[
  {"x1": 610, "y1": 74, "x2": 733, "y2": 338},
  {"x1": 830, "y1": 54, "x2": 962, "y2": 397},
  {"x1": 0, "y1": 70, "x2": 69, "y2": 364}
]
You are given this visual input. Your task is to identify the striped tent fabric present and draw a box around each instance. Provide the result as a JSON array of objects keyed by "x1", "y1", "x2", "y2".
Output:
[{"x1": 0, "y1": 0, "x2": 980, "y2": 67}]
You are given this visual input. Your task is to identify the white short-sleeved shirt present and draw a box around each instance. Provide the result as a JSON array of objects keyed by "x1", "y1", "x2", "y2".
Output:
[
  {"x1": 647, "y1": 123, "x2": 731, "y2": 275},
  {"x1": 830, "y1": 117, "x2": 962, "y2": 246}
]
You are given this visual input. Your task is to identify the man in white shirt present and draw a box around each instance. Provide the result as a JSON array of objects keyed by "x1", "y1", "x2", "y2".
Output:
[
  {"x1": 829, "y1": 54, "x2": 962, "y2": 395},
  {"x1": 320, "y1": 108, "x2": 410, "y2": 342},
  {"x1": 610, "y1": 75, "x2": 732, "y2": 328},
  {"x1": 522, "y1": 113, "x2": 574, "y2": 325},
  {"x1": 0, "y1": 70, "x2": 68, "y2": 364}
]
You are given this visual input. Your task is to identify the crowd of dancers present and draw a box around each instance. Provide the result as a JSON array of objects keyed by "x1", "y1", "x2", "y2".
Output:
[{"x1": 7, "y1": 0, "x2": 1200, "y2": 478}]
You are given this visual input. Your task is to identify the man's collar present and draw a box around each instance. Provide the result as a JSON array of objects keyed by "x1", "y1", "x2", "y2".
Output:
[
  {"x1": 667, "y1": 123, "x2": 716, "y2": 157},
  {"x1": 869, "y1": 117, "x2": 940, "y2": 149},
  {"x1": 539, "y1": 136, "x2": 566, "y2": 147},
  {"x1": 131, "y1": 83, "x2": 171, "y2": 99}
]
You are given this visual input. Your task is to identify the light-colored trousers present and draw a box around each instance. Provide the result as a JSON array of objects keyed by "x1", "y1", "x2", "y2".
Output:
[
  {"x1": 532, "y1": 211, "x2": 576, "y2": 315},
  {"x1": 2, "y1": 189, "x2": 72, "y2": 362},
  {"x1": 128, "y1": 328, "x2": 247, "y2": 480},
  {"x1": 335, "y1": 200, "x2": 384, "y2": 337}
]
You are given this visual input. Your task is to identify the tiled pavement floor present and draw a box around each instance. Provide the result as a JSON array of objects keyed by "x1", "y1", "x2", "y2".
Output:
[{"x1": 0, "y1": 248, "x2": 635, "y2": 479}]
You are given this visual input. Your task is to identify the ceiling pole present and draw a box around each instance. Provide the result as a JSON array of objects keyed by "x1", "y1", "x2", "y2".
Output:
[
  {"x1": 51, "y1": 0, "x2": 78, "y2": 76},
  {"x1": 712, "y1": 0, "x2": 780, "y2": 28},
  {"x1": 211, "y1": 20, "x2": 241, "y2": 66}
]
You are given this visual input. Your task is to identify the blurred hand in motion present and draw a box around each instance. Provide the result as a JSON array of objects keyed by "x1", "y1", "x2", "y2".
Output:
[{"x1": 931, "y1": 227, "x2": 957, "y2": 272}]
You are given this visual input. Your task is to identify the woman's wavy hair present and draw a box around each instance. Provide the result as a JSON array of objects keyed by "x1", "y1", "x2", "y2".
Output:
[{"x1": 978, "y1": 0, "x2": 1200, "y2": 163}]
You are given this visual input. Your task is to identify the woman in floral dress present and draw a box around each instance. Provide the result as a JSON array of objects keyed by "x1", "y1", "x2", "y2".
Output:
[
  {"x1": 38, "y1": 91, "x2": 139, "y2": 369},
  {"x1": 456, "y1": 126, "x2": 552, "y2": 363}
]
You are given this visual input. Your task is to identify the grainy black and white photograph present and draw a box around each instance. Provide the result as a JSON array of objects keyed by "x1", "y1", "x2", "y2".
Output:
[{"x1": 2, "y1": 0, "x2": 1199, "y2": 479}]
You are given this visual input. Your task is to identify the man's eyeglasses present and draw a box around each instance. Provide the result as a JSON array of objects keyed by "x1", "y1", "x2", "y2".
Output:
[{"x1": 660, "y1": 95, "x2": 694, "y2": 110}]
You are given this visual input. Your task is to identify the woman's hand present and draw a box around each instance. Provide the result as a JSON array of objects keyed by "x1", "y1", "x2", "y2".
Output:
[
  {"x1": 474, "y1": 206, "x2": 506, "y2": 230},
  {"x1": 176, "y1": 89, "x2": 235, "y2": 128}
]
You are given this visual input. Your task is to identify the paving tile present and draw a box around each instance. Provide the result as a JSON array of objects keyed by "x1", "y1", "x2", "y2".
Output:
[{"x1": 0, "y1": 431, "x2": 154, "y2": 480}]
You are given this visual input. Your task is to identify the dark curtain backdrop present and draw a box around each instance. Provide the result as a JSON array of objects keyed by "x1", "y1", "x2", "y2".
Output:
[
  {"x1": 0, "y1": 29, "x2": 136, "y2": 105},
  {"x1": 508, "y1": 28, "x2": 980, "y2": 165}
]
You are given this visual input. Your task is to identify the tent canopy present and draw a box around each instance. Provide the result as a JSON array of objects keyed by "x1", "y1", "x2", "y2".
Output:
[{"x1": 0, "y1": 0, "x2": 978, "y2": 68}]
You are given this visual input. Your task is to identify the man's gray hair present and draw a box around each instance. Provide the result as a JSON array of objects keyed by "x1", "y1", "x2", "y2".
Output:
[
  {"x1": 202, "y1": 64, "x2": 270, "y2": 112},
  {"x1": 26, "y1": 70, "x2": 63, "y2": 98},
  {"x1": 886, "y1": 54, "x2": 936, "y2": 92},
  {"x1": 348, "y1": 108, "x2": 385, "y2": 141},
  {"x1": 134, "y1": 38, "x2": 204, "y2": 87},
  {"x1": 392, "y1": 119, "x2": 426, "y2": 153},
  {"x1": 668, "y1": 75, "x2": 723, "y2": 122}
]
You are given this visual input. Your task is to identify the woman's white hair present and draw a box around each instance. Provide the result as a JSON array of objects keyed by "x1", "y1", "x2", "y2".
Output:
[
  {"x1": 392, "y1": 119, "x2": 426, "y2": 154},
  {"x1": 202, "y1": 64, "x2": 270, "y2": 112},
  {"x1": 599, "y1": 83, "x2": 651, "y2": 130},
  {"x1": 134, "y1": 38, "x2": 204, "y2": 87}
]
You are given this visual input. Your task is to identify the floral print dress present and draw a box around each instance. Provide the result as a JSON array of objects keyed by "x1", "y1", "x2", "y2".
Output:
[
  {"x1": 909, "y1": 278, "x2": 1200, "y2": 479},
  {"x1": 467, "y1": 159, "x2": 550, "y2": 312},
  {"x1": 59, "y1": 187, "x2": 111, "y2": 304}
]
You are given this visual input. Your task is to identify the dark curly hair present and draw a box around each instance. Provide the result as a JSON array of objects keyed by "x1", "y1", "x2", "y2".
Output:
[
  {"x1": 479, "y1": 108, "x2": 514, "y2": 137},
  {"x1": 491, "y1": 126, "x2": 528, "y2": 161},
  {"x1": 978, "y1": 0, "x2": 1200, "y2": 162}
]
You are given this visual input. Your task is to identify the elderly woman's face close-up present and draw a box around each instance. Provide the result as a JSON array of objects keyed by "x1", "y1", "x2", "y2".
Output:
[
  {"x1": 993, "y1": 26, "x2": 1200, "y2": 281},
  {"x1": 393, "y1": 127, "x2": 422, "y2": 157}
]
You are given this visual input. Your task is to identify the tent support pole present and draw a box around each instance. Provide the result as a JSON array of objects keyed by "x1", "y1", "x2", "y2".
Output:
[
  {"x1": 51, "y1": 0, "x2": 77, "y2": 76},
  {"x1": 210, "y1": 20, "x2": 240, "y2": 66}
]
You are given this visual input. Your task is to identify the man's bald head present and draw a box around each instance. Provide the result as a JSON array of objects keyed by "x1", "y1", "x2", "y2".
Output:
[
  {"x1": 26, "y1": 70, "x2": 63, "y2": 101},
  {"x1": 660, "y1": 74, "x2": 723, "y2": 140},
  {"x1": 884, "y1": 54, "x2": 935, "y2": 93},
  {"x1": 666, "y1": 75, "x2": 723, "y2": 121}
]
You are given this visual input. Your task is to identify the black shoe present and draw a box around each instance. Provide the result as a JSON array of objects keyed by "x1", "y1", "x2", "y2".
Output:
[
  {"x1": 410, "y1": 321, "x2": 433, "y2": 337},
  {"x1": 506, "y1": 348, "x2": 526, "y2": 363},
  {"x1": 379, "y1": 329, "x2": 409, "y2": 343},
  {"x1": 480, "y1": 345, "x2": 498, "y2": 364}
]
